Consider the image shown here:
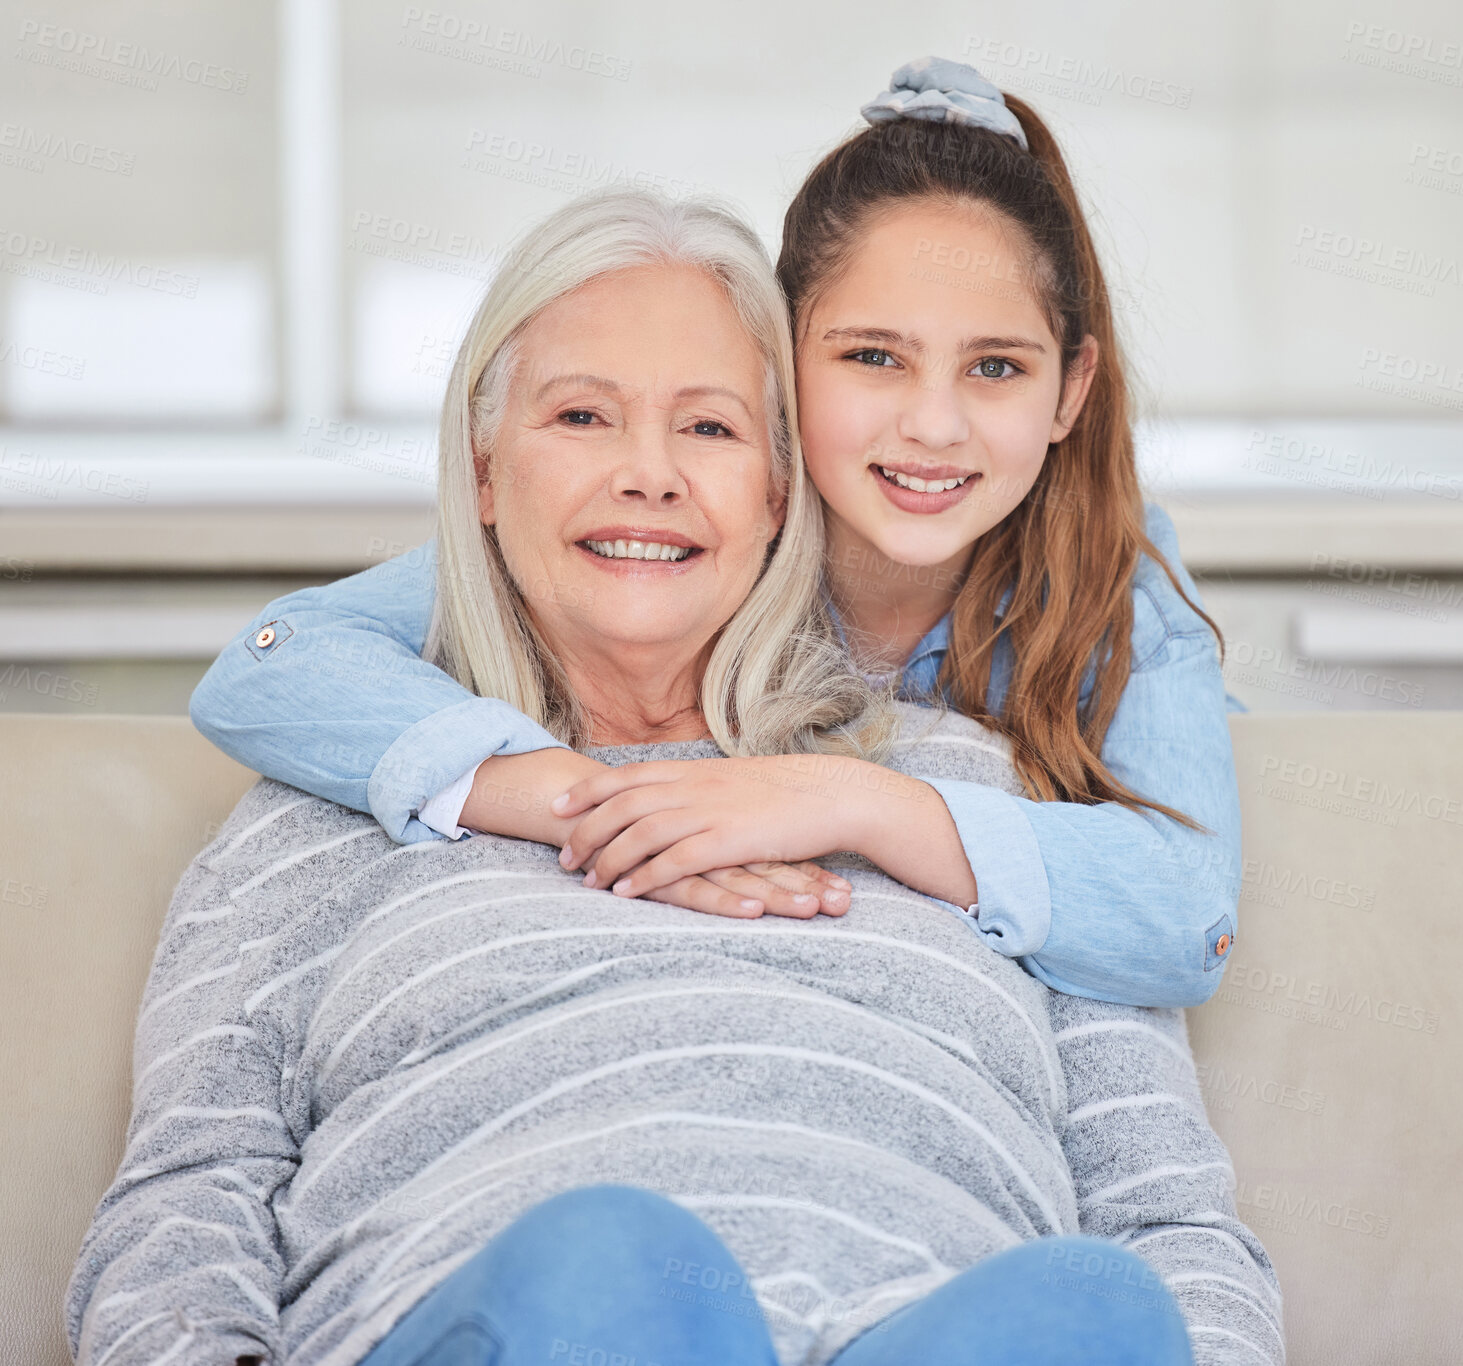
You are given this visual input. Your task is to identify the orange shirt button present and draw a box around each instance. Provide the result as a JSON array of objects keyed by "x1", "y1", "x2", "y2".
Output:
[
  {"x1": 1215, "y1": 933, "x2": 1230, "y2": 955},
  {"x1": 255, "y1": 627, "x2": 276, "y2": 648}
]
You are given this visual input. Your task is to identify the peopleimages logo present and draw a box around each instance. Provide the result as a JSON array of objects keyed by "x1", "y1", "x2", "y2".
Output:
[
  {"x1": 0, "y1": 228, "x2": 200, "y2": 297},
  {"x1": 1234, "y1": 1179, "x2": 1392, "y2": 1239},
  {"x1": 0, "y1": 121, "x2": 136, "y2": 176},
  {"x1": 1291, "y1": 225, "x2": 1459, "y2": 298},
  {"x1": 398, "y1": 7, "x2": 632, "y2": 81},
  {"x1": 1224, "y1": 961, "x2": 1440, "y2": 1035},
  {"x1": 1243, "y1": 429, "x2": 1463, "y2": 501},
  {"x1": 961, "y1": 35, "x2": 1193, "y2": 108},
  {"x1": 1344, "y1": 21, "x2": 1462, "y2": 63},
  {"x1": 1258, "y1": 755, "x2": 1460, "y2": 824},
  {"x1": 14, "y1": 21, "x2": 249, "y2": 93}
]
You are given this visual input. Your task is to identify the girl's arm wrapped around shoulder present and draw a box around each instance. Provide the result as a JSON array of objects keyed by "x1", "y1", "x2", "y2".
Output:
[{"x1": 189, "y1": 539, "x2": 569, "y2": 843}]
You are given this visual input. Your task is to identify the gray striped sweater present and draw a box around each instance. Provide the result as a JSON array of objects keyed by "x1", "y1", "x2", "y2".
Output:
[{"x1": 66, "y1": 703, "x2": 1283, "y2": 1366}]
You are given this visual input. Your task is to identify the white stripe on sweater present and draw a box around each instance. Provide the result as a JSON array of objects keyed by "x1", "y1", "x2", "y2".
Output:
[
  {"x1": 231, "y1": 826, "x2": 379, "y2": 898},
  {"x1": 319, "y1": 975, "x2": 1055, "y2": 1177},
  {"x1": 1186, "y1": 1324, "x2": 1277, "y2": 1360},
  {"x1": 297, "y1": 911, "x2": 1061, "y2": 1112},
  {"x1": 1084, "y1": 1160, "x2": 1233, "y2": 1205},
  {"x1": 122, "y1": 1105, "x2": 289, "y2": 1158},
  {"x1": 1119, "y1": 1221, "x2": 1284, "y2": 1311},
  {"x1": 299, "y1": 1037, "x2": 1065, "y2": 1231},
  {"x1": 1066, "y1": 1092, "x2": 1192, "y2": 1125},
  {"x1": 1054, "y1": 1018, "x2": 1193, "y2": 1067},
  {"x1": 1166, "y1": 1278, "x2": 1286, "y2": 1348},
  {"x1": 134, "y1": 1025, "x2": 259, "y2": 1089},
  {"x1": 90, "y1": 1312, "x2": 176, "y2": 1366},
  {"x1": 294, "y1": 1107, "x2": 1007, "y2": 1301},
  {"x1": 214, "y1": 793, "x2": 314, "y2": 859},
  {"x1": 136, "y1": 962, "x2": 239, "y2": 1026}
]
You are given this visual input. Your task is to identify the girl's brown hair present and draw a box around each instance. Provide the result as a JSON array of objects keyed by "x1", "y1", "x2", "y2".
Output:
[{"x1": 777, "y1": 98, "x2": 1222, "y2": 828}]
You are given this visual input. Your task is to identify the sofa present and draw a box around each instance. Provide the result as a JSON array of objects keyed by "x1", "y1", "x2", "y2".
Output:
[{"x1": 2, "y1": 712, "x2": 1459, "y2": 1365}]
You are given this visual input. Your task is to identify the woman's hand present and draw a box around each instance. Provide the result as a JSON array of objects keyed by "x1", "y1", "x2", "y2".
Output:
[
  {"x1": 552, "y1": 756, "x2": 879, "y2": 895},
  {"x1": 643, "y1": 860, "x2": 853, "y2": 919},
  {"x1": 458, "y1": 749, "x2": 850, "y2": 916},
  {"x1": 553, "y1": 754, "x2": 979, "y2": 910}
]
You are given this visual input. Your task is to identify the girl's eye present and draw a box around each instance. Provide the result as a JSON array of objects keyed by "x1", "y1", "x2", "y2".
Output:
[
  {"x1": 690, "y1": 419, "x2": 733, "y2": 437},
  {"x1": 847, "y1": 348, "x2": 898, "y2": 368},
  {"x1": 973, "y1": 357, "x2": 1019, "y2": 380}
]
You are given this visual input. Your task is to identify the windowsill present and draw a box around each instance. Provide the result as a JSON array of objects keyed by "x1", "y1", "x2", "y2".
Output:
[
  {"x1": 0, "y1": 426, "x2": 438, "y2": 508},
  {"x1": 0, "y1": 426, "x2": 436, "y2": 571}
]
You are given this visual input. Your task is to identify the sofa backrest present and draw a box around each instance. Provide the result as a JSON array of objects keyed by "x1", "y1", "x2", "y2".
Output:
[
  {"x1": 1, "y1": 713, "x2": 1458, "y2": 1366},
  {"x1": 1185, "y1": 711, "x2": 1461, "y2": 1365}
]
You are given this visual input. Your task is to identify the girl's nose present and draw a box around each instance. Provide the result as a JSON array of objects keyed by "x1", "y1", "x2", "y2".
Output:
[{"x1": 896, "y1": 378, "x2": 971, "y2": 451}]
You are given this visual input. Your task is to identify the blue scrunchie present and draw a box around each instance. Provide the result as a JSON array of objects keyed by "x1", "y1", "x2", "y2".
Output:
[{"x1": 860, "y1": 55, "x2": 1028, "y2": 151}]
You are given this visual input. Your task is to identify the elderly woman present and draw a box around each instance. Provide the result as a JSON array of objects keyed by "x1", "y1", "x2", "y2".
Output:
[{"x1": 66, "y1": 194, "x2": 1281, "y2": 1366}]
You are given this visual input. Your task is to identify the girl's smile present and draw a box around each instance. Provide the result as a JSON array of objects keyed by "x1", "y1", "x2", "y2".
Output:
[{"x1": 870, "y1": 460, "x2": 982, "y2": 514}]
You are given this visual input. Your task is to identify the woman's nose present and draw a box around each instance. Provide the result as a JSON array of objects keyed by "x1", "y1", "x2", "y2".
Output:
[{"x1": 608, "y1": 421, "x2": 690, "y2": 504}]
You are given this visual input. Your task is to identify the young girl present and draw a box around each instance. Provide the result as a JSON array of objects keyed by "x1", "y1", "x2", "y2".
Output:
[{"x1": 191, "y1": 57, "x2": 1241, "y2": 1008}]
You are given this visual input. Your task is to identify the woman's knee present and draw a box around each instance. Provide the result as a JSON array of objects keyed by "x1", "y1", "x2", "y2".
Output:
[
  {"x1": 975, "y1": 1236, "x2": 1191, "y2": 1360},
  {"x1": 513, "y1": 1183, "x2": 687, "y2": 1238},
  {"x1": 841, "y1": 1235, "x2": 1191, "y2": 1366},
  {"x1": 1002, "y1": 1234, "x2": 1162, "y2": 1284},
  {"x1": 482, "y1": 1185, "x2": 777, "y2": 1361},
  {"x1": 510, "y1": 1184, "x2": 698, "y2": 1242},
  {"x1": 493, "y1": 1184, "x2": 740, "y2": 1289}
]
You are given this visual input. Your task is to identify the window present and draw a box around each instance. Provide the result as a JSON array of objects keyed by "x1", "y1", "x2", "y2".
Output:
[{"x1": 1, "y1": 0, "x2": 1458, "y2": 500}]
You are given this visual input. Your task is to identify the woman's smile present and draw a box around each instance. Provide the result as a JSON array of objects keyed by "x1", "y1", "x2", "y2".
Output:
[
  {"x1": 575, "y1": 526, "x2": 707, "y2": 571},
  {"x1": 484, "y1": 262, "x2": 779, "y2": 663}
]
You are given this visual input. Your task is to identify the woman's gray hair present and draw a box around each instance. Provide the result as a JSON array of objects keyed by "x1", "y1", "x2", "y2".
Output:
[{"x1": 427, "y1": 187, "x2": 896, "y2": 760}]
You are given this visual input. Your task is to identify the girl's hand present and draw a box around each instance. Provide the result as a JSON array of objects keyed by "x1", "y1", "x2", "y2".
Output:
[
  {"x1": 552, "y1": 756, "x2": 891, "y2": 900},
  {"x1": 461, "y1": 751, "x2": 853, "y2": 915},
  {"x1": 642, "y1": 860, "x2": 852, "y2": 919}
]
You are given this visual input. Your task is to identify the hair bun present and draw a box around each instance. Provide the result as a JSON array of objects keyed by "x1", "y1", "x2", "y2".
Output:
[{"x1": 859, "y1": 56, "x2": 1029, "y2": 151}]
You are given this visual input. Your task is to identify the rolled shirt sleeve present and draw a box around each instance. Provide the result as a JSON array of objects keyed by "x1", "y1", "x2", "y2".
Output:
[
  {"x1": 415, "y1": 760, "x2": 483, "y2": 840},
  {"x1": 919, "y1": 777, "x2": 1051, "y2": 955},
  {"x1": 189, "y1": 539, "x2": 568, "y2": 844}
]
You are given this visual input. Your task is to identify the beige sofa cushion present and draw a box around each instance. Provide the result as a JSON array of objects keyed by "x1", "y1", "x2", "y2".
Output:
[
  {"x1": 1187, "y1": 711, "x2": 1462, "y2": 1364},
  {"x1": 1, "y1": 716, "x2": 256, "y2": 1366},
  {"x1": 1, "y1": 713, "x2": 1458, "y2": 1365}
]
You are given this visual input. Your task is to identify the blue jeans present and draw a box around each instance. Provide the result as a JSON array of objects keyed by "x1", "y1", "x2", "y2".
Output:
[{"x1": 358, "y1": 1185, "x2": 1194, "y2": 1366}]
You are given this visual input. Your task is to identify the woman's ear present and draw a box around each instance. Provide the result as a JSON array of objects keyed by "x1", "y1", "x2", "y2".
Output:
[
  {"x1": 474, "y1": 450, "x2": 496, "y2": 527},
  {"x1": 764, "y1": 477, "x2": 788, "y2": 545},
  {"x1": 1050, "y1": 334, "x2": 1099, "y2": 444}
]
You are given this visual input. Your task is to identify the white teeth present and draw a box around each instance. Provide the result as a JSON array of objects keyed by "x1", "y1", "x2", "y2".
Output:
[
  {"x1": 584, "y1": 539, "x2": 693, "y2": 562},
  {"x1": 878, "y1": 466, "x2": 971, "y2": 493}
]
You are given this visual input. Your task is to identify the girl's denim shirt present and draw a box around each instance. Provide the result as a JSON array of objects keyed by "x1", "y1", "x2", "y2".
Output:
[{"x1": 191, "y1": 502, "x2": 1244, "y2": 1008}]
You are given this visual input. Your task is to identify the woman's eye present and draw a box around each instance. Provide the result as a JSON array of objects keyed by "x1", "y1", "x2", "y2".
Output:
[
  {"x1": 849, "y1": 348, "x2": 897, "y2": 367},
  {"x1": 973, "y1": 357, "x2": 1018, "y2": 380},
  {"x1": 558, "y1": 409, "x2": 599, "y2": 426},
  {"x1": 691, "y1": 419, "x2": 732, "y2": 437}
]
